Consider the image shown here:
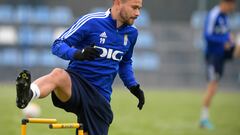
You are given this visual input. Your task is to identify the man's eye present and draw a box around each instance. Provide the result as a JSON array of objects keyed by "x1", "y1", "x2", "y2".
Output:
[{"x1": 132, "y1": 6, "x2": 138, "y2": 9}]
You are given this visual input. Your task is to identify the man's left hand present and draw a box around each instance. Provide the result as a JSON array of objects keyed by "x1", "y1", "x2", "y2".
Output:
[{"x1": 129, "y1": 85, "x2": 145, "y2": 110}]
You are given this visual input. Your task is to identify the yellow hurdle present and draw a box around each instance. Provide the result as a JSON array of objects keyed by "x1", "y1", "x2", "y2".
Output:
[
  {"x1": 21, "y1": 118, "x2": 84, "y2": 135},
  {"x1": 22, "y1": 118, "x2": 58, "y2": 124},
  {"x1": 49, "y1": 123, "x2": 81, "y2": 129},
  {"x1": 21, "y1": 118, "x2": 58, "y2": 135},
  {"x1": 77, "y1": 128, "x2": 84, "y2": 135},
  {"x1": 21, "y1": 124, "x2": 26, "y2": 135},
  {"x1": 49, "y1": 123, "x2": 84, "y2": 135}
]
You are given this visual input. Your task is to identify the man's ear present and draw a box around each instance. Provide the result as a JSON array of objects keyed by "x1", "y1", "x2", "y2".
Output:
[{"x1": 115, "y1": 0, "x2": 121, "y2": 6}]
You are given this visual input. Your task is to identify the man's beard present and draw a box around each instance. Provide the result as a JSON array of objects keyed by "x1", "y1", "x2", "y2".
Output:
[{"x1": 119, "y1": 9, "x2": 134, "y2": 25}]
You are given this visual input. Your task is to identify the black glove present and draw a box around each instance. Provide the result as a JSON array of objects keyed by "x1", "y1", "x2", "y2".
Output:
[
  {"x1": 129, "y1": 84, "x2": 145, "y2": 110},
  {"x1": 73, "y1": 46, "x2": 100, "y2": 61}
]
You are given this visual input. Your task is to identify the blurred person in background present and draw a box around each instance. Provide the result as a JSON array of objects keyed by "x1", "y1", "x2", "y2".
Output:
[
  {"x1": 200, "y1": 0, "x2": 239, "y2": 130},
  {"x1": 15, "y1": 0, "x2": 145, "y2": 135}
]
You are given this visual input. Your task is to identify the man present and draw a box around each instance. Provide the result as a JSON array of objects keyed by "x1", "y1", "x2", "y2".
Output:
[
  {"x1": 200, "y1": 0, "x2": 239, "y2": 130},
  {"x1": 16, "y1": 0, "x2": 145, "y2": 135}
]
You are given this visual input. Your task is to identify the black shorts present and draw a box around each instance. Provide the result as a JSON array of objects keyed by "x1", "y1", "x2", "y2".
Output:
[
  {"x1": 51, "y1": 69, "x2": 113, "y2": 135},
  {"x1": 205, "y1": 47, "x2": 235, "y2": 81},
  {"x1": 205, "y1": 54, "x2": 224, "y2": 81}
]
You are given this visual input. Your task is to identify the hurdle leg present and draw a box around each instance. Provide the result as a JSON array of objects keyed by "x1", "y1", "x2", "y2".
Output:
[
  {"x1": 77, "y1": 124, "x2": 84, "y2": 135},
  {"x1": 21, "y1": 123, "x2": 26, "y2": 135}
]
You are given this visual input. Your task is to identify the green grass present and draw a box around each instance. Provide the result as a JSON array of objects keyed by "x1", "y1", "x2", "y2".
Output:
[{"x1": 0, "y1": 84, "x2": 240, "y2": 135}]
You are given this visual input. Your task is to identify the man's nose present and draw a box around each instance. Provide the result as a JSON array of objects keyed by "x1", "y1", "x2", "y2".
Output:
[{"x1": 135, "y1": 9, "x2": 140, "y2": 17}]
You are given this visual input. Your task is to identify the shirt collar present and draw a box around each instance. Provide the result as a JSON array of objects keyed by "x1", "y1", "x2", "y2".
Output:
[{"x1": 107, "y1": 8, "x2": 129, "y2": 29}]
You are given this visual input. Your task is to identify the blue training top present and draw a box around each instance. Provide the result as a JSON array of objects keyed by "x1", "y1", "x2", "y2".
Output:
[
  {"x1": 51, "y1": 9, "x2": 138, "y2": 102},
  {"x1": 204, "y1": 6, "x2": 231, "y2": 56}
]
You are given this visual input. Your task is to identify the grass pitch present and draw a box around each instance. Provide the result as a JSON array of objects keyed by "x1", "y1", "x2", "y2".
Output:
[{"x1": 0, "y1": 84, "x2": 240, "y2": 135}]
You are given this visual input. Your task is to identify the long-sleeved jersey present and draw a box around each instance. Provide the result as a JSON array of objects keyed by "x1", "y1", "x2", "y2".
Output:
[
  {"x1": 204, "y1": 6, "x2": 230, "y2": 56},
  {"x1": 51, "y1": 10, "x2": 138, "y2": 102}
]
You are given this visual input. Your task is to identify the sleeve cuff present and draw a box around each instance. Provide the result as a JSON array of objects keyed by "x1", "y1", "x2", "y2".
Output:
[
  {"x1": 127, "y1": 82, "x2": 138, "y2": 89},
  {"x1": 68, "y1": 48, "x2": 78, "y2": 60}
]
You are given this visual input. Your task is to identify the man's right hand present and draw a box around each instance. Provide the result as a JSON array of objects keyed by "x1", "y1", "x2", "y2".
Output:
[
  {"x1": 224, "y1": 42, "x2": 232, "y2": 51},
  {"x1": 74, "y1": 46, "x2": 100, "y2": 61}
]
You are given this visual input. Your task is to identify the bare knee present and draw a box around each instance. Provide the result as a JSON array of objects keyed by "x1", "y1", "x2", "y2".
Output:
[
  {"x1": 234, "y1": 45, "x2": 240, "y2": 58},
  {"x1": 50, "y1": 68, "x2": 71, "y2": 87},
  {"x1": 50, "y1": 68, "x2": 66, "y2": 78},
  {"x1": 50, "y1": 68, "x2": 72, "y2": 102}
]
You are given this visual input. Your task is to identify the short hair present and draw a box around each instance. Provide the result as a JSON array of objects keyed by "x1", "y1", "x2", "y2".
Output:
[
  {"x1": 222, "y1": 0, "x2": 236, "y2": 2},
  {"x1": 113, "y1": 0, "x2": 127, "y2": 3},
  {"x1": 121, "y1": 0, "x2": 127, "y2": 3}
]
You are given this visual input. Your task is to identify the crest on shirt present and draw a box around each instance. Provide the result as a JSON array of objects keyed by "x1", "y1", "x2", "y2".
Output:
[
  {"x1": 99, "y1": 32, "x2": 107, "y2": 44},
  {"x1": 124, "y1": 34, "x2": 128, "y2": 46}
]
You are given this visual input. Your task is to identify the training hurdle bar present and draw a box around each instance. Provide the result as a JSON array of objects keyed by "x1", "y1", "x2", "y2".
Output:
[
  {"x1": 49, "y1": 123, "x2": 84, "y2": 135},
  {"x1": 21, "y1": 118, "x2": 83, "y2": 135}
]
